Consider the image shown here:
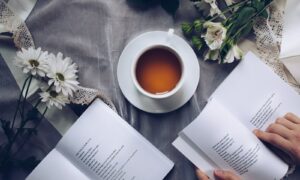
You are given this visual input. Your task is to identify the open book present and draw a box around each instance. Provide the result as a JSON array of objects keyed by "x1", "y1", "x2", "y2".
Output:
[
  {"x1": 27, "y1": 99, "x2": 174, "y2": 180},
  {"x1": 173, "y1": 52, "x2": 300, "y2": 180}
]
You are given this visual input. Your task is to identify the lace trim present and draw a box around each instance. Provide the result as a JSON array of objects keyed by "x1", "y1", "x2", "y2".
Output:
[
  {"x1": 253, "y1": 2, "x2": 300, "y2": 94},
  {"x1": 0, "y1": 1, "x2": 35, "y2": 49},
  {"x1": 70, "y1": 86, "x2": 116, "y2": 111}
]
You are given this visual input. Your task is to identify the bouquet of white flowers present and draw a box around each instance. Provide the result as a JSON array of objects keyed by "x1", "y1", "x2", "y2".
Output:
[
  {"x1": 182, "y1": 0, "x2": 273, "y2": 63},
  {"x1": 0, "y1": 47, "x2": 79, "y2": 171}
]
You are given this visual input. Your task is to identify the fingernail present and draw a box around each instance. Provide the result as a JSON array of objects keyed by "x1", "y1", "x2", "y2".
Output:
[
  {"x1": 214, "y1": 169, "x2": 224, "y2": 176},
  {"x1": 253, "y1": 129, "x2": 259, "y2": 134}
]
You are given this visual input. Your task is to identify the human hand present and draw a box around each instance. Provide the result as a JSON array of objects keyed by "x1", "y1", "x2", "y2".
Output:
[
  {"x1": 254, "y1": 113, "x2": 300, "y2": 164},
  {"x1": 196, "y1": 169, "x2": 240, "y2": 180}
]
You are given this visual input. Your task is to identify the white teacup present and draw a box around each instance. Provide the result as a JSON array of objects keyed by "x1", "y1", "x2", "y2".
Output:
[{"x1": 131, "y1": 29, "x2": 186, "y2": 100}]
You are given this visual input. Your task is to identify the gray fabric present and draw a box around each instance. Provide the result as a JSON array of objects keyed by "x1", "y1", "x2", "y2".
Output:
[{"x1": 2, "y1": 0, "x2": 297, "y2": 179}]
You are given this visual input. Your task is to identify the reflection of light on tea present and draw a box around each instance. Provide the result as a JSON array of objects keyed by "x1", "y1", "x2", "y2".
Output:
[
  {"x1": 155, "y1": 91, "x2": 170, "y2": 95},
  {"x1": 135, "y1": 48, "x2": 182, "y2": 94}
]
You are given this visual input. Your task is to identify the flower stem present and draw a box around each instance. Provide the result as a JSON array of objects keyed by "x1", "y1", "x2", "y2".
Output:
[
  {"x1": 34, "y1": 99, "x2": 42, "y2": 109},
  {"x1": 12, "y1": 107, "x2": 48, "y2": 157},
  {"x1": 11, "y1": 76, "x2": 31, "y2": 129},
  {"x1": 21, "y1": 75, "x2": 33, "y2": 120}
]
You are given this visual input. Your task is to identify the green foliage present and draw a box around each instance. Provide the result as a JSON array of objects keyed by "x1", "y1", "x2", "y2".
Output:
[
  {"x1": 235, "y1": 21, "x2": 253, "y2": 41},
  {"x1": 260, "y1": 9, "x2": 268, "y2": 18},
  {"x1": 236, "y1": 6, "x2": 256, "y2": 27},
  {"x1": 252, "y1": 0, "x2": 265, "y2": 12},
  {"x1": 182, "y1": 0, "x2": 273, "y2": 63},
  {"x1": 191, "y1": 36, "x2": 204, "y2": 51},
  {"x1": 181, "y1": 19, "x2": 205, "y2": 52},
  {"x1": 193, "y1": 20, "x2": 204, "y2": 33},
  {"x1": 220, "y1": 41, "x2": 233, "y2": 63},
  {"x1": 182, "y1": 22, "x2": 193, "y2": 36}
]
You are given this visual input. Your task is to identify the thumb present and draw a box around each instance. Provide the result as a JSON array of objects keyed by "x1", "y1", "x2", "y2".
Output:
[
  {"x1": 214, "y1": 170, "x2": 240, "y2": 180},
  {"x1": 195, "y1": 169, "x2": 209, "y2": 180}
]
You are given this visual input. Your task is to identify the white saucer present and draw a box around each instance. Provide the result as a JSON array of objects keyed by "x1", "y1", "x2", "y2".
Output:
[{"x1": 117, "y1": 31, "x2": 200, "y2": 113}]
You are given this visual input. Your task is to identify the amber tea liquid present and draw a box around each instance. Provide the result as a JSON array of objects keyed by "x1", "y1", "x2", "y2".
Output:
[{"x1": 135, "y1": 47, "x2": 182, "y2": 95}]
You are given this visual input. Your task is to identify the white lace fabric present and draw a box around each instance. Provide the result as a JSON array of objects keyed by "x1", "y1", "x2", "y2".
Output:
[
  {"x1": 0, "y1": 1, "x2": 34, "y2": 49},
  {"x1": 253, "y1": 1, "x2": 300, "y2": 93},
  {"x1": 70, "y1": 86, "x2": 116, "y2": 111},
  {"x1": 0, "y1": 1, "x2": 116, "y2": 110}
]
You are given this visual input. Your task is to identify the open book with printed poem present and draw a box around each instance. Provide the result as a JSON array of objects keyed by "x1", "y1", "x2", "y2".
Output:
[
  {"x1": 173, "y1": 52, "x2": 300, "y2": 180},
  {"x1": 27, "y1": 99, "x2": 174, "y2": 180}
]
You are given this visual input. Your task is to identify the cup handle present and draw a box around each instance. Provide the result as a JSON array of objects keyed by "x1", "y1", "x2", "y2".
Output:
[{"x1": 166, "y1": 28, "x2": 174, "y2": 43}]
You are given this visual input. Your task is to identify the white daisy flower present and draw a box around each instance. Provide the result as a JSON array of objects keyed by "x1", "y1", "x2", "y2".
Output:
[
  {"x1": 46, "y1": 52, "x2": 79, "y2": 97},
  {"x1": 40, "y1": 90, "x2": 70, "y2": 109},
  {"x1": 15, "y1": 47, "x2": 49, "y2": 77}
]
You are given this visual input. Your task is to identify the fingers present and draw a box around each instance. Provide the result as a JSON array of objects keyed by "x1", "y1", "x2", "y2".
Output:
[
  {"x1": 196, "y1": 169, "x2": 209, "y2": 180},
  {"x1": 196, "y1": 169, "x2": 241, "y2": 180},
  {"x1": 285, "y1": 113, "x2": 300, "y2": 124},
  {"x1": 266, "y1": 123, "x2": 293, "y2": 140},
  {"x1": 254, "y1": 129, "x2": 292, "y2": 152},
  {"x1": 214, "y1": 170, "x2": 240, "y2": 180},
  {"x1": 254, "y1": 113, "x2": 300, "y2": 163},
  {"x1": 276, "y1": 117, "x2": 297, "y2": 130}
]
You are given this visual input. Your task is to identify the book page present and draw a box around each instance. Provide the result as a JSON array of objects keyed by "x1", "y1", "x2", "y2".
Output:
[
  {"x1": 172, "y1": 135, "x2": 219, "y2": 178},
  {"x1": 55, "y1": 99, "x2": 173, "y2": 180},
  {"x1": 26, "y1": 149, "x2": 88, "y2": 180},
  {"x1": 181, "y1": 99, "x2": 288, "y2": 180},
  {"x1": 211, "y1": 52, "x2": 300, "y2": 131}
]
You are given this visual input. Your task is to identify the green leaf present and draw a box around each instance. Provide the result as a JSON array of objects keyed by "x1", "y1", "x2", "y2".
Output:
[
  {"x1": 251, "y1": 0, "x2": 265, "y2": 12},
  {"x1": 236, "y1": 6, "x2": 256, "y2": 27},
  {"x1": 220, "y1": 42, "x2": 232, "y2": 63},
  {"x1": 259, "y1": 9, "x2": 268, "y2": 18},
  {"x1": 160, "y1": 0, "x2": 179, "y2": 15},
  {"x1": 182, "y1": 22, "x2": 193, "y2": 36},
  {"x1": 234, "y1": 22, "x2": 253, "y2": 42}
]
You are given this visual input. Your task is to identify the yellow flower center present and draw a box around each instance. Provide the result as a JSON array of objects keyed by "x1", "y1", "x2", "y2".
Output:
[
  {"x1": 49, "y1": 91, "x2": 58, "y2": 98},
  {"x1": 56, "y1": 73, "x2": 65, "y2": 81},
  {"x1": 29, "y1": 59, "x2": 39, "y2": 67},
  {"x1": 214, "y1": 30, "x2": 222, "y2": 37}
]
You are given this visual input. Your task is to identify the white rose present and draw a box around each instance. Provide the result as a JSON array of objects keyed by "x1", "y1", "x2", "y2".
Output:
[
  {"x1": 202, "y1": 22, "x2": 227, "y2": 50},
  {"x1": 224, "y1": 45, "x2": 243, "y2": 63}
]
